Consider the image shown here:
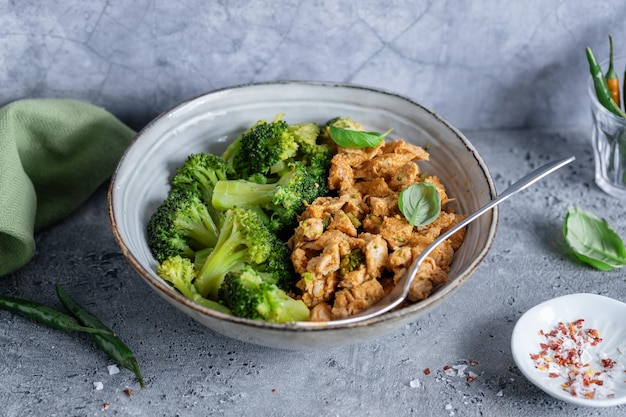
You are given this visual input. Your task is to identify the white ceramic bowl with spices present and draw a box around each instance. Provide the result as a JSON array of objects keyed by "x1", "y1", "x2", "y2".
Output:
[
  {"x1": 511, "y1": 293, "x2": 626, "y2": 407},
  {"x1": 108, "y1": 81, "x2": 498, "y2": 349}
]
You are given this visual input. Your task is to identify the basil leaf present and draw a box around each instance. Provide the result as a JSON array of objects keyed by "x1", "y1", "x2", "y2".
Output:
[
  {"x1": 563, "y1": 206, "x2": 626, "y2": 270},
  {"x1": 329, "y1": 125, "x2": 392, "y2": 148},
  {"x1": 398, "y1": 182, "x2": 441, "y2": 227}
]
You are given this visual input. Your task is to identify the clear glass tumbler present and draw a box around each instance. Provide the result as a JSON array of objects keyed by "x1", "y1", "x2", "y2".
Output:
[{"x1": 588, "y1": 56, "x2": 626, "y2": 199}]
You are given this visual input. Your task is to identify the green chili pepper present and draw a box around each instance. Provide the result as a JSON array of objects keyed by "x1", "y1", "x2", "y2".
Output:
[
  {"x1": 586, "y1": 46, "x2": 626, "y2": 118},
  {"x1": 55, "y1": 284, "x2": 145, "y2": 388},
  {"x1": 0, "y1": 296, "x2": 114, "y2": 336}
]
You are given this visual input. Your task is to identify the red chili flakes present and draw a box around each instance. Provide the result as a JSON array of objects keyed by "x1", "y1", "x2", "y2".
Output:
[
  {"x1": 423, "y1": 368, "x2": 431, "y2": 375},
  {"x1": 602, "y1": 358, "x2": 617, "y2": 369},
  {"x1": 469, "y1": 359, "x2": 479, "y2": 366},
  {"x1": 530, "y1": 319, "x2": 620, "y2": 399},
  {"x1": 123, "y1": 387, "x2": 134, "y2": 397},
  {"x1": 271, "y1": 388, "x2": 276, "y2": 393},
  {"x1": 466, "y1": 375, "x2": 475, "y2": 382}
]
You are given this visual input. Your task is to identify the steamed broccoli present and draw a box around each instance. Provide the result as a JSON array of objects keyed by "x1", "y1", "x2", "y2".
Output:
[
  {"x1": 156, "y1": 255, "x2": 231, "y2": 314},
  {"x1": 194, "y1": 207, "x2": 276, "y2": 300},
  {"x1": 147, "y1": 189, "x2": 220, "y2": 263},
  {"x1": 287, "y1": 122, "x2": 333, "y2": 187},
  {"x1": 222, "y1": 115, "x2": 298, "y2": 178},
  {"x1": 172, "y1": 153, "x2": 228, "y2": 203},
  {"x1": 218, "y1": 265, "x2": 310, "y2": 322},
  {"x1": 211, "y1": 162, "x2": 321, "y2": 233},
  {"x1": 340, "y1": 249, "x2": 366, "y2": 276}
]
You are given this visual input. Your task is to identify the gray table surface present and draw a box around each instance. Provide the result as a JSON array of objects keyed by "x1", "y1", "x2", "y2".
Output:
[{"x1": 1, "y1": 127, "x2": 625, "y2": 417}]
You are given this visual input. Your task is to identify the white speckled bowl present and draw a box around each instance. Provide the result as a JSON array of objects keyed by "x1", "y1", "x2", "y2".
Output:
[{"x1": 108, "y1": 81, "x2": 497, "y2": 349}]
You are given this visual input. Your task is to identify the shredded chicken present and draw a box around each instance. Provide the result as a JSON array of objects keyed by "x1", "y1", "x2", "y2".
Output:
[{"x1": 289, "y1": 136, "x2": 466, "y2": 321}]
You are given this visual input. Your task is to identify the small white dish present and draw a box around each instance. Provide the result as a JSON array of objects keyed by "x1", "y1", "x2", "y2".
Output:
[{"x1": 512, "y1": 293, "x2": 626, "y2": 407}]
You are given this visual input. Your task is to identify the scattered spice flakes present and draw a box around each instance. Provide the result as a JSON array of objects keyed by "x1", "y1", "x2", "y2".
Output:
[
  {"x1": 271, "y1": 388, "x2": 276, "y2": 393},
  {"x1": 530, "y1": 318, "x2": 625, "y2": 399},
  {"x1": 469, "y1": 359, "x2": 479, "y2": 366},
  {"x1": 101, "y1": 402, "x2": 111, "y2": 411},
  {"x1": 123, "y1": 387, "x2": 134, "y2": 397},
  {"x1": 423, "y1": 368, "x2": 431, "y2": 375}
]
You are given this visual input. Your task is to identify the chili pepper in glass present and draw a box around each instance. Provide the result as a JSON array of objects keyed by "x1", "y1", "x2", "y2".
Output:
[
  {"x1": 587, "y1": 48, "x2": 626, "y2": 198},
  {"x1": 55, "y1": 284, "x2": 145, "y2": 388},
  {"x1": 0, "y1": 296, "x2": 114, "y2": 336},
  {"x1": 587, "y1": 47, "x2": 626, "y2": 117},
  {"x1": 606, "y1": 34, "x2": 621, "y2": 108}
]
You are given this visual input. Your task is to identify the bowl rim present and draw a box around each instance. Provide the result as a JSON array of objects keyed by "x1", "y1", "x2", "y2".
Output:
[{"x1": 107, "y1": 80, "x2": 499, "y2": 332}]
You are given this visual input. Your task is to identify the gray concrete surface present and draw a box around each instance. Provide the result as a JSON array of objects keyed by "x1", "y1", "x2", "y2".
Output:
[
  {"x1": 0, "y1": 1, "x2": 624, "y2": 132},
  {"x1": 2, "y1": 127, "x2": 626, "y2": 417}
]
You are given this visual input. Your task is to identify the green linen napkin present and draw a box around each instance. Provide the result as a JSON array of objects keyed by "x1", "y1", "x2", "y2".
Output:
[{"x1": 0, "y1": 98, "x2": 135, "y2": 277}]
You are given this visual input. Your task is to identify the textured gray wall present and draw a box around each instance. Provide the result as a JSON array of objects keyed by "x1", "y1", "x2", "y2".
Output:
[{"x1": 0, "y1": 1, "x2": 622, "y2": 131}]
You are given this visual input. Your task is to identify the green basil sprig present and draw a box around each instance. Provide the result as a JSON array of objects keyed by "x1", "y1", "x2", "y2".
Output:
[
  {"x1": 329, "y1": 125, "x2": 392, "y2": 148},
  {"x1": 563, "y1": 206, "x2": 626, "y2": 270},
  {"x1": 398, "y1": 182, "x2": 441, "y2": 227}
]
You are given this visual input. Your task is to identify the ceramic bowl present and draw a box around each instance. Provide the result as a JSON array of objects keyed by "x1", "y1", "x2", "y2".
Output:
[{"x1": 108, "y1": 81, "x2": 498, "y2": 349}]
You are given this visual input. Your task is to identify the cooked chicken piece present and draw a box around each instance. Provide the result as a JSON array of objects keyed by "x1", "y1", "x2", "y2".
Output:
[
  {"x1": 381, "y1": 139, "x2": 430, "y2": 160},
  {"x1": 331, "y1": 278, "x2": 385, "y2": 318},
  {"x1": 299, "y1": 271, "x2": 340, "y2": 307},
  {"x1": 355, "y1": 178, "x2": 393, "y2": 197},
  {"x1": 406, "y1": 258, "x2": 447, "y2": 302},
  {"x1": 306, "y1": 243, "x2": 341, "y2": 276},
  {"x1": 338, "y1": 265, "x2": 367, "y2": 289},
  {"x1": 388, "y1": 246, "x2": 413, "y2": 269},
  {"x1": 341, "y1": 193, "x2": 368, "y2": 221},
  {"x1": 441, "y1": 213, "x2": 467, "y2": 250},
  {"x1": 290, "y1": 247, "x2": 309, "y2": 275},
  {"x1": 368, "y1": 196, "x2": 398, "y2": 218},
  {"x1": 327, "y1": 210, "x2": 358, "y2": 237},
  {"x1": 309, "y1": 302, "x2": 333, "y2": 322},
  {"x1": 387, "y1": 162, "x2": 420, "y2": 191},
  {"x1": 292, "y1": 217, "x2": 325, "y2": 242},
  {"x1": 362, "y1": 233, "x2": 388, "y2": 279},
  {"x1": 379, "y1": 215, "x2": 414, "y2": 250},
  {"x1": 299, "y1": 229, "x2": 359, "y2": 256},
  {"x1": 361, "y1": 214, "x2": 383, "y2": 234},
  {"x1": 300, "y1": 194, "x2": 352, "y2": 219}
]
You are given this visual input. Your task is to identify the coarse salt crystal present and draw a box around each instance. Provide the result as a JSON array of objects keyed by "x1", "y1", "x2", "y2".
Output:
[
  {"x1": 409, "y1": 378, "x2": 422, "y2": 388},
  {"x1": 496, "y1": 390, "x2": 503, "y2": 397},
  {"x1": 107, "y1": 364, "x2": 120, "y2": 375},
  {"x1": 93, "y1": 381, "x2": 104, "y2": 390}
]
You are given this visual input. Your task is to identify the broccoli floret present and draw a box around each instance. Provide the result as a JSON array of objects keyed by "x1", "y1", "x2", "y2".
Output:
[
  {"x1": 194, "y1": 208, "x2": 275, "y2": 300},
  {"x1": 156, "y1": 255, "x2": 231, "y2": 314},
  {"x1": 254, "y1": 232, "x2": 296, "y2": 290},
  {"x1": 222, "y1": 115, "x2": 298, "y2": 178},
  {"x1": 340, "y1": 249, "x2": 366, "y2": 276},
  {"x1": 147, "y1": 190, "x2": 220, "y2": 263},
  {"x1": 211, "y1": 162, "x2": 322, "y2": 232},
  {"x1": 219, "y1": 265, "x2": 310, "y2": 322},
  {"x1": 172, "y1": 153, "x2": 228, "y2": 203},
  {"x1": 288, "y1": 122, "x2": 333, "y2": 186}
]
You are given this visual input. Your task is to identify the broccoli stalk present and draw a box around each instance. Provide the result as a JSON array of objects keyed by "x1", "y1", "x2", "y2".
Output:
[
  {"x1": 156, "y1": 255, "x2": 231, "y2": 314},
  {"x1": 147, "y1": 190, "x2": 220, "y2": 263},
  {"x1": 211, "y1": 162, "x2": 321, "y2": 232},
  {"x1": 219, "y1": 265, "x2": 310, "y2": 322},
  {"x1": 194, "y1": 208, "x2": 274, "y2": 300}
]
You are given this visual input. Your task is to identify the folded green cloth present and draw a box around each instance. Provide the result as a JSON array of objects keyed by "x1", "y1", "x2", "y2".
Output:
[{"x1": 0, "y1": 99, "x2": 135, "y2": 277}]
